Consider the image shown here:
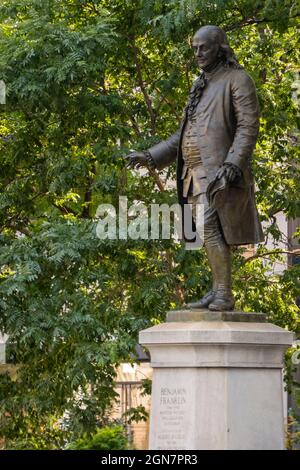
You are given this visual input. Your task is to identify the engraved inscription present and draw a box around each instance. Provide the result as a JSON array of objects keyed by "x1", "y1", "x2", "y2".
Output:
[{"x1": 156, "y1": 386, "x2": 188, "y2": 449}]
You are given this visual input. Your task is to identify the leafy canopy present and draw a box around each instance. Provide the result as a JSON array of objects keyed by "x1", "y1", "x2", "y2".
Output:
[{"x1": 0, "y1": 0, "x2": 299, "y2": 448}]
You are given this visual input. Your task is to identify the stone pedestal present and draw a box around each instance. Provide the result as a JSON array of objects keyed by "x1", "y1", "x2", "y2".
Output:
[{"x1": 139, "y1": 310, "x2": 293, "y2": 450}]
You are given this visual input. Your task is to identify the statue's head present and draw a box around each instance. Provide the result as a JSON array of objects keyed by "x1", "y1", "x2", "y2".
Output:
[{"x1": 192, "y1": 25, "x2": 240, "y2": 71}]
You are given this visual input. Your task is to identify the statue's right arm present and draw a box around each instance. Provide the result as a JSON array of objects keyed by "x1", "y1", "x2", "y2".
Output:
[
  {"x1": 147, "y1": 128, "x2": 181, "y2": 170},
  {"x1": 124, "y1": 128, "x2": 181, "y2": 170}
]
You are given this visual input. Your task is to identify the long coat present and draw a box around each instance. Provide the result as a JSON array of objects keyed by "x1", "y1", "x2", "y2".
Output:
[{"x1": 148, "y1": 64, "x2": 264, "y2": 245}]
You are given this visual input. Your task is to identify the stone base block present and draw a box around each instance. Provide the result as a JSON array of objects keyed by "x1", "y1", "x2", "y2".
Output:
[{"x1": 139, "y1": 319, "x2": 293, "y2": 450}]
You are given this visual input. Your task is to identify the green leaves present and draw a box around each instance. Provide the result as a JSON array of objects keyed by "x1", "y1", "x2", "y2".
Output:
[
  {"x1": 0, "y1": 0, "x2": 299, "y2": 448},
  {"x1": 67, "y1": 425, "x2": 128, "y2": 450}
]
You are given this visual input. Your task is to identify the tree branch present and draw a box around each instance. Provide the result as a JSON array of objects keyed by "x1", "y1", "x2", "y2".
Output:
[
  {"x1": 243, "y1": 249, "x2": 300, "y2": 264},
  {"x1": 51, "y1": 201, "x2": 78, "y2": 217},
  {"x1": 154, "y1": 87, "x2": 182, "y2": 124},
  {"x1": 129, "y1": 115, "x2": 142, "y2": 138},
  {"x1": 224, "y1": 13, "x2": 300, "y2": 32},
  {"x1": 130, "y1": 38, "x2": 157, "y2": 136},
  {"x1": 147, "y1": 167, "x2": 165, "y2": 192}
]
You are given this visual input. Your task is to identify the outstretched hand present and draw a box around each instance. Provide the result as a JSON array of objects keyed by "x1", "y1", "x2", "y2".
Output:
[
  {"x1": 123, "y1": 151, "x2": 148, "y2": 169},
  {"x1": 215, "y1": 163, "x2": 242, "y2": 183}
]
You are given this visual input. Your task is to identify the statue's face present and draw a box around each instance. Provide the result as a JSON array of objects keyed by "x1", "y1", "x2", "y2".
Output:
[{"x1": 192, "y1": 31, "x2": 220, "y2": 70}]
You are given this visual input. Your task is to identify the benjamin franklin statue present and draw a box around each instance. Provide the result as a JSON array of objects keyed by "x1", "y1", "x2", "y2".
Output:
[{"x1": 125, "y1": 25, "x2": 263, "y2": 311}]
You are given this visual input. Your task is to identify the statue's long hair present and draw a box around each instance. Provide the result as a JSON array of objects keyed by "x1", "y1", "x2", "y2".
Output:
[
  {"x1": 195, "y1": 25, "x2": 243, "y2": 70},
  {"x1": 219, "y1": 43, "x2": 242, "y2": 69}
]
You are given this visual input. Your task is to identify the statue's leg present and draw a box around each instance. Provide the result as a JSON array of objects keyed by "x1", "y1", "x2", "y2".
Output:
[
  {"x1": 187, "y1": 193, "x2": 235, "y2": 310},
  {"x1": 186, "y1": 193, "x2": 216, "y2": 308},
  {"x1": 204, "y1": 204, "x2": 235, "y2": 311},
  {"x1": 205, "y1": 242, "x2": 235, "y2": 311}
]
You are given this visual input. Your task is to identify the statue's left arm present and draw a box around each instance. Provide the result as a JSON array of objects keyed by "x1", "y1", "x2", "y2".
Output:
[{"x1": 224, "y1": 70, "x2": 260, "y2": 173}]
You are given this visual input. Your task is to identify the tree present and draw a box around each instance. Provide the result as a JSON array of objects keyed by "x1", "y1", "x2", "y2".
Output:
[{"x1": 0, "y1": 0, "x2": 299, "y2": 448}]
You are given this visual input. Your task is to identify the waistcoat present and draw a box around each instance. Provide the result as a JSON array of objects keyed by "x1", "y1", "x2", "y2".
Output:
[{"x1": 181, "y1": 110, "x2": 207, "y2": 197}]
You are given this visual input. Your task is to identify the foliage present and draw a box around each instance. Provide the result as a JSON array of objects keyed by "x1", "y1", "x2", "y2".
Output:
[
  {"x1": 286, "y1": 410, "x2": 300, "y2": 450},
  {"x1": 123, "y1": 404, "x2": 149, "y2": 425},
  {"x1": 284, "y1": 343, "x2": 300, "y2": 395},
  {"x1": 233, "y1": 247, "x2": 300, "y2": 329},
  {"x1": 0, "y1": 0, "x2": 299, "y2": 448},
  {"x1": 67, "y1": 425, "x2": 128, "y2": 450}
]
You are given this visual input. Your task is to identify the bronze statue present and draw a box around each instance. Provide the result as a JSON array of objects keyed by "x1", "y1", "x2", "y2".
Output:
[{"x1": 125, "y1": 25, "x2": 263, "y2": 311}]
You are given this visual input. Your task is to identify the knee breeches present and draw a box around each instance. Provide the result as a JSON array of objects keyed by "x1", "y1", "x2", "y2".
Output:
[{"x1": 187, "y1": 193, "x2": 225, "y2": 246}]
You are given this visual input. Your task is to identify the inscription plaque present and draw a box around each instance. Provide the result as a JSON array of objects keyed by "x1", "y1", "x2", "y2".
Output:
[{"x1": 156, "y1": 386, "x2": 190, "y2": 449}]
